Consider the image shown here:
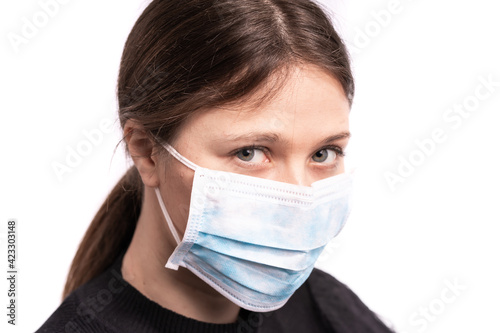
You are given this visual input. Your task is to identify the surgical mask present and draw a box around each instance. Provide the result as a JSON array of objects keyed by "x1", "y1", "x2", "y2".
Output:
[{"x1": 154, "y1": 142, "x2": 353, "y2": 312}]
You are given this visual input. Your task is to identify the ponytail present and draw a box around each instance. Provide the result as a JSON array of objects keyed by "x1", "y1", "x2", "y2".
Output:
[{"x1": 62, "y1": 166, "x2": 143, "y2": 299}]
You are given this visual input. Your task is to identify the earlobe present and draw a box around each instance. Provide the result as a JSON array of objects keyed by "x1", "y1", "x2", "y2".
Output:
[{"x1": 123, "y1": 120, "x2": 160, "y2": 188}]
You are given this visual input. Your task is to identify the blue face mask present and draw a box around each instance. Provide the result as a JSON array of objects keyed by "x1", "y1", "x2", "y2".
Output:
[{"x1": 154, "y1": 142, "x2": 353, "y2": 312}]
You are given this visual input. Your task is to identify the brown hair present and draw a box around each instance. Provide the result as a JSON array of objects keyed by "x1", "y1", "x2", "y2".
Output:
[{"x1": 63, "y1": 0, "x2": 354, "y2": 298}]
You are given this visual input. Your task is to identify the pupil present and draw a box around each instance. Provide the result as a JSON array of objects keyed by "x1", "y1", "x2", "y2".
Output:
[
  {"x1": 238, "y1": 149, "x2": 255, "y2": 161},
  {"x1": 313, "y1": 149, "x2": 328, "y2": 162}
]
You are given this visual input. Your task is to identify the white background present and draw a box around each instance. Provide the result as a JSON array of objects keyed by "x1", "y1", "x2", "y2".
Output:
[{"x1": 1, "y1": 0, "x2": 499, "y2": 332}]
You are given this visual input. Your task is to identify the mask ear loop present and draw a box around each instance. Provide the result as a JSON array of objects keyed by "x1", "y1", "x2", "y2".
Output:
[
  {"x1": 153, "y1": 141, "x2": 199, "y2": 246},
  {"x1": 162, "y1": 143, "x2": 198, "y2": 171},
  {"x1": 154, "y1": 188, "x2": 181, "y2": 245}
]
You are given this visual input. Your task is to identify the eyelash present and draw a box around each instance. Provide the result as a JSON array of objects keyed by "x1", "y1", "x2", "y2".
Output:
[
  {"x1": 321, "y1": 145, "x2": 346, "y2": 158},
  {"x1": 230, "y1": 145, "x2": 270, "y2": 167},
  {"x1": 231, "y1": 145, "x2": 346, "y2": 163}
]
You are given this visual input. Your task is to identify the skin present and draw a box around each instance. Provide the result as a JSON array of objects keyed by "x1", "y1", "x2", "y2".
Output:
[{"x1": 122, "y1": 64, "x2": 350, "y2": 324}]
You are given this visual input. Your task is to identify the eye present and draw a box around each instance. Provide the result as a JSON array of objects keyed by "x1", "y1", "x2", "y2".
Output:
[
  {"x1": 235, "y1": 148, "x2": 268, "y2": 163},
  {"x1": 312, "y1": 149, "x2": 338, "y2": 164}
]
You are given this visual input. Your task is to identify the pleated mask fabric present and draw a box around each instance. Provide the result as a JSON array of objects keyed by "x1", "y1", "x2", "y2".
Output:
[{"x1": 154, "y1": 143, "x2": 353, "y2": 312}]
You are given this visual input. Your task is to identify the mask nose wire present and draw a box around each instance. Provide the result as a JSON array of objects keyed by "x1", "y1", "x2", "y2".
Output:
[{"x1": 153, "y1": 141, "x2": 200, "y2": 246}]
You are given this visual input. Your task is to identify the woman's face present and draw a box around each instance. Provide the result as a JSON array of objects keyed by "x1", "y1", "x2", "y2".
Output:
[{"x1": 160, "y1": 64, "x2": 350, "y2": 237}]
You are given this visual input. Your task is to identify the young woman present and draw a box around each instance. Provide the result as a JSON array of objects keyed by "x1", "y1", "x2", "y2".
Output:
[{"x1": 37, "y1": 0, "x2": 394, "y2": 332}]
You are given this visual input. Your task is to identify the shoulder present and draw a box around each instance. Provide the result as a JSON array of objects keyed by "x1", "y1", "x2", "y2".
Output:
[
  {"x1": 305, "y1": 268, "x2": 395, "y2": 333},
  {"x1": 35, "y1": 293, "x2": 109, "y2": 333},
  {"x1": 35, "y1": 296, "x2": 79, "y2": 333},
  {"x1": 35, "y1": 294, "x2": 116, "y2": 333},
  {"x1": 35, "y1": 266, "x2": 124, "y2": 333}
]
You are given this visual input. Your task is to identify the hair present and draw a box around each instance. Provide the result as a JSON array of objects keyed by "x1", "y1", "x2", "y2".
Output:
[{"x1": 63, "y1": 0, "x2": 354, "y2": 298}]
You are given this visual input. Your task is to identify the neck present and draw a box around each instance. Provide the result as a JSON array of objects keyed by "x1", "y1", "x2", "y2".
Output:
[{"x1": 121, "y1": 186, "x2": 240, "y2": 324}]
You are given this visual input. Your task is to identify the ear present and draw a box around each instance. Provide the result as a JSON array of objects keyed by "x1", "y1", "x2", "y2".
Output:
[{"x1": 123, "y1": 120, "x2": 161, "y2": 188}]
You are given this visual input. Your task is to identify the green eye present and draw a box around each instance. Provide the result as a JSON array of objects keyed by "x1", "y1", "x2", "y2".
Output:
[
  {"x1": 312, "y1": 149, "x2": 336, "y2": 163},
  {"x1": 236, "y1": 148, "x2": 256, "y2": 162},
  {"x1": 235, "y1": 148, "x2": 268, "y2": 164}
]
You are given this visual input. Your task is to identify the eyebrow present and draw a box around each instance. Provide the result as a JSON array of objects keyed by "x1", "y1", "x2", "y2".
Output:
[
  {"x1": 219, "y1": 131, "x2": 351, "y2": 146},
  {"x1": 318, "y1": 132, "x2": 351, "y2": 145}
]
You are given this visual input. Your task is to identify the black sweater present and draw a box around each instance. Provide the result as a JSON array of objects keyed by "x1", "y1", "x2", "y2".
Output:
[{"x1": 36, "y1": 254, "x2": 394, "y2": 332}]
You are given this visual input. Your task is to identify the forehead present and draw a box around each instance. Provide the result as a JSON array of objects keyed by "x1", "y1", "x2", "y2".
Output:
[{"x1": 179, "y1": 65, "x2": 350, "y2": 144}]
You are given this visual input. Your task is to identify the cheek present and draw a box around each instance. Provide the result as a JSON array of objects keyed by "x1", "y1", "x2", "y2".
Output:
[
  {"x1": 337, "y1": 160, "x2": 345, "y2": 174},
  {"x1": 163, "y1": 165, "x2": 195, "y2": 235}
]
